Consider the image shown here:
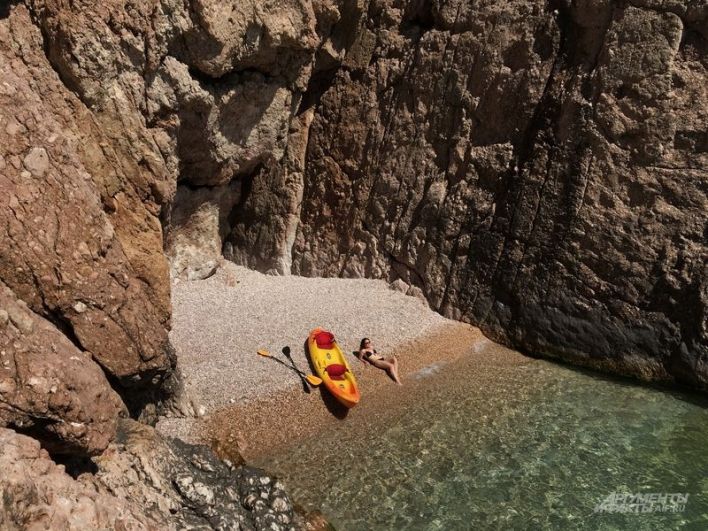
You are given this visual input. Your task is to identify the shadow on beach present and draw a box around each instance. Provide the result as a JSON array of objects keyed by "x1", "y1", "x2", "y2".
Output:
[{"x1": 304, "y1": 339, "x2": 349, "y2": 419}]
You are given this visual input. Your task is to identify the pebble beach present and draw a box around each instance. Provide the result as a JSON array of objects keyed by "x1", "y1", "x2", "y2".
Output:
[{"x1": 157, "y1": 261, "x2": 520, "y2": 456}]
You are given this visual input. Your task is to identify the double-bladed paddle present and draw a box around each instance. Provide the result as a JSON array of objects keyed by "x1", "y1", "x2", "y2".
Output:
[{"x1": 257, "y1": 349, "x2": 322, "y2": 388}]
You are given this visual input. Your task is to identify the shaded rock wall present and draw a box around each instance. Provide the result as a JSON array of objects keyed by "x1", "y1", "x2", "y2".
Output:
[{"x1": 282, "y1": 0, "x2": 707, "y2": 389}]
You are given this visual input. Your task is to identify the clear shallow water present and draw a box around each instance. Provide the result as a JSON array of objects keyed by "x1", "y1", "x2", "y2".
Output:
[{"x1": 257, "y1": 357, "x2": 708, "y2": 530}]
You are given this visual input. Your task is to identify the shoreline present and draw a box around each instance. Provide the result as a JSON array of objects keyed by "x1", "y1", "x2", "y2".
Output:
[
  {"x1": 156, "y1": 262, "x2": 536, "y2": 462},
  {"x1": 176, "y1": 323, "x2": 534, "y2": 462}
]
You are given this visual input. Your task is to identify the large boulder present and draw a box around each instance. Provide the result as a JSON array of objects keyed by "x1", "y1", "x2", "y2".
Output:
[
  {"x1": 0, "y1": 282, "x2": 124, "y2": 456},
  {"x1": 0, "y1": 420, "x2": 309, "y2": 530},
  {"x1": 0, "y1": 4, "x2": 174, "y2": 399},
  {"x1": 0, "y1": 427, "x2": 161, "y2": 529}
]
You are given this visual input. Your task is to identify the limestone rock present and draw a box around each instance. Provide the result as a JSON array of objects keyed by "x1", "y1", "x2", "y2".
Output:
[
  {"x1": 25, "y1": 0, "x2": 352, "y2": 289},
  {"x1": 0, "y1": 5, "x2": 174, "y2": 397},
  {"x1": 0, "y1": 428, "x2": 163, "y2": 530},
  {"x1": 279, "y1": 0, "x2": 706, "y2": 389},
  {"x1": 166, "y1": 182, "x2": 241, "y2": 281},
  {"x1": 226, "y1": 108, "x2": 316, "y2": 274},
  {"x1": 0, "y1": 282, "x2": 125, "y2": 456}
]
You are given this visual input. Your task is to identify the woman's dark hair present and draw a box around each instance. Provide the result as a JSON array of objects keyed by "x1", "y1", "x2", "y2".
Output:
[{"x1": 360, "y1": 338, "x2": 370, "y2": 349}]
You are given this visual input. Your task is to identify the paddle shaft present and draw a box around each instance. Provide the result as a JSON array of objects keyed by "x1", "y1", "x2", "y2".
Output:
[
  {"x1": 282, "y1": 350, "x2": 312, "y2": 392},
  {"x1": 258, "y1": 350, "x2": 320, "y2": 386}
]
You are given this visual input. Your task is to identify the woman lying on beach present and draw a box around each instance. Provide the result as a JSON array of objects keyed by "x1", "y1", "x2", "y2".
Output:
[{"x1": 357, "y1": 338, "x2": 402, "y2": 385}]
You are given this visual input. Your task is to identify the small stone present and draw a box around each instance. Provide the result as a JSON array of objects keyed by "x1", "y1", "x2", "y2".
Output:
[
  {"x1": 389, "y1": 279, "x2": 409, "y2": 293},
  {"x1": 0, "y1": 309, "x2": 8, "y2": 328},
  {"x1": 7, "y1": 305, "x2": 33, "y2": 334},
  {"x1": 73, "y1": 301, "x2": 88, "y2": 313},
  {"x1": 271, "y1": 497, "x2": 288, "y2": 512},
  {"x1": 23, "y1": 147, "x2": 49, "y2": 177},
  {"x1": 244, "y1": 493, "x2": 258, "y2": 508}
]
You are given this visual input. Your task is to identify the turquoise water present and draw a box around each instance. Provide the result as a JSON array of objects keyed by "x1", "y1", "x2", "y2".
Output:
[{"x1": 257, "y1": 356, "x2": 708, "y2": 530}]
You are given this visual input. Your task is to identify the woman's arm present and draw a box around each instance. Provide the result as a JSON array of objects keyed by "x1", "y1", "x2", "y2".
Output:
[{"x1": 357, "y1": 349, "x2": 369, "y2": 365}]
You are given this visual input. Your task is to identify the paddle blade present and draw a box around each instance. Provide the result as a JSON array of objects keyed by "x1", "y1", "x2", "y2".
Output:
[
  {"x1": 257, "y1": 349, "x2": 270, "y2": 357},
  {"x1": 306, "y1": 374, "x2": 322, "y2": 386}
]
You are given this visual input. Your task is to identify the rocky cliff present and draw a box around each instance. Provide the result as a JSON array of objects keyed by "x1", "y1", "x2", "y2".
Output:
[
  {"x1": 0, "y1": 419, "x2": 310, "y2": 529},
  {"x1": 233, "y1": 0, "x2": 708, "y2": 389},
  {"x1": 0, "y1": 0, "x2": 706, "y2": 528}
]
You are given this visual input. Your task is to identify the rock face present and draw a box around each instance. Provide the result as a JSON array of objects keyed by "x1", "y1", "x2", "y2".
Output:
[
  {"x1": 0, "y1": 5, "x2": 174, "y2": 395},
  {"x1": 27, "y1": 0, "x2": 348, "y2": 280},
  {"x1": 0, "y1": 0, "x2": 705, "y2": 526},
  {"x1": 0, "y1": 420, "x2": 305, "y2": 530},
  {"x1": 234, "y1": 0, "x2": 708, "y2": 390},
  {"x1": 0, "y1": 281, "x2": 125, "y2": 456}
]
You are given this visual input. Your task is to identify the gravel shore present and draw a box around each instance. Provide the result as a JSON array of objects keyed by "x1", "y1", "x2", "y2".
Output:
[
  {"x1": 158, "y1": 262, "x2": 472, "y2": 442},
  {"x1": 204, "y1": 323, "x2": 522, "y2": 461}
]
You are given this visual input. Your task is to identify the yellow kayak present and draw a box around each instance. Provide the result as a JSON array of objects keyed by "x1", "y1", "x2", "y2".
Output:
[{"x1": 307, "y1": 328, "x2": 360, "y2": 408}]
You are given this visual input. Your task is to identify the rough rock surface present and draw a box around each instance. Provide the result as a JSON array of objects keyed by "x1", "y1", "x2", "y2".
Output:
[
  {"x1": 241, "y1": 0, "x2": 708, "y2": 390},
  {"x1": 0, "y1": 5, "x2": 174, "y2": 393},
  {"x1": 26, "y1": 0, "x2": 350, "y2": 280},
  {"x1": 167, "y1": 182, "x2": 240, "y2": 280},
  {"x1": 0, "y1": 420, "x2": 306, "y2": 530},
  {"x1": 0, "y1": 0, "x2": 705, "y2": 526},
  {"x1": 95, "y1": 419, "x2": 303, "y2": 530},
  {"x1": 0, "y1": 281, "x2": 125, "y2": 456},
  {"x1": 0, "y1": 427, "x2": 161, "y2": 529}
]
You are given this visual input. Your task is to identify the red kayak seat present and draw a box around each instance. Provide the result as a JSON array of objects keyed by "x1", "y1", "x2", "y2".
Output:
[
  {"x1": 315, "y1": 331, "x2": 335, "y2": 349},
  {"x1": 325, "y1": 363, "x2": 348, "y2": 381}
]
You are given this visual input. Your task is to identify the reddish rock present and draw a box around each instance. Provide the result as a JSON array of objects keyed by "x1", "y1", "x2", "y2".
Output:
[
  {"x1": 0, "y1": 281, "x2": 125, "y2": 455},
  {"x1": 0, "y1": 6, "x2": 174, "y2": 390},
  {"x1": 0, "y1": 427, "x2": 163, "y2": 529}
]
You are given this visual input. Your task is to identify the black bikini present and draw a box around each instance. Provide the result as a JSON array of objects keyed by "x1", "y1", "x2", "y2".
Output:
[{"x1": 364, "y1": 349, "x2": 382, "y2": 361}]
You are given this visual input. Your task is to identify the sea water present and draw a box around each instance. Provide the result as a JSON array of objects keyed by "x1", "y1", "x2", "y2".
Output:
[{"x1": 256, "y1": 356, "x2": 708, "y2": 530}]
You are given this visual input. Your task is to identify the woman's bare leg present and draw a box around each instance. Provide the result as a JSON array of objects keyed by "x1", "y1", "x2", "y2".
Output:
[
  {"x1": 391, "y1": 360, "x2": 402, "y2": 385},
  {"x1": 370, "y1": 358, "x2": 402, "y2": 385},
  {"x1": 387, "y1": 357, "x2": 402, "y2": 385}
]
